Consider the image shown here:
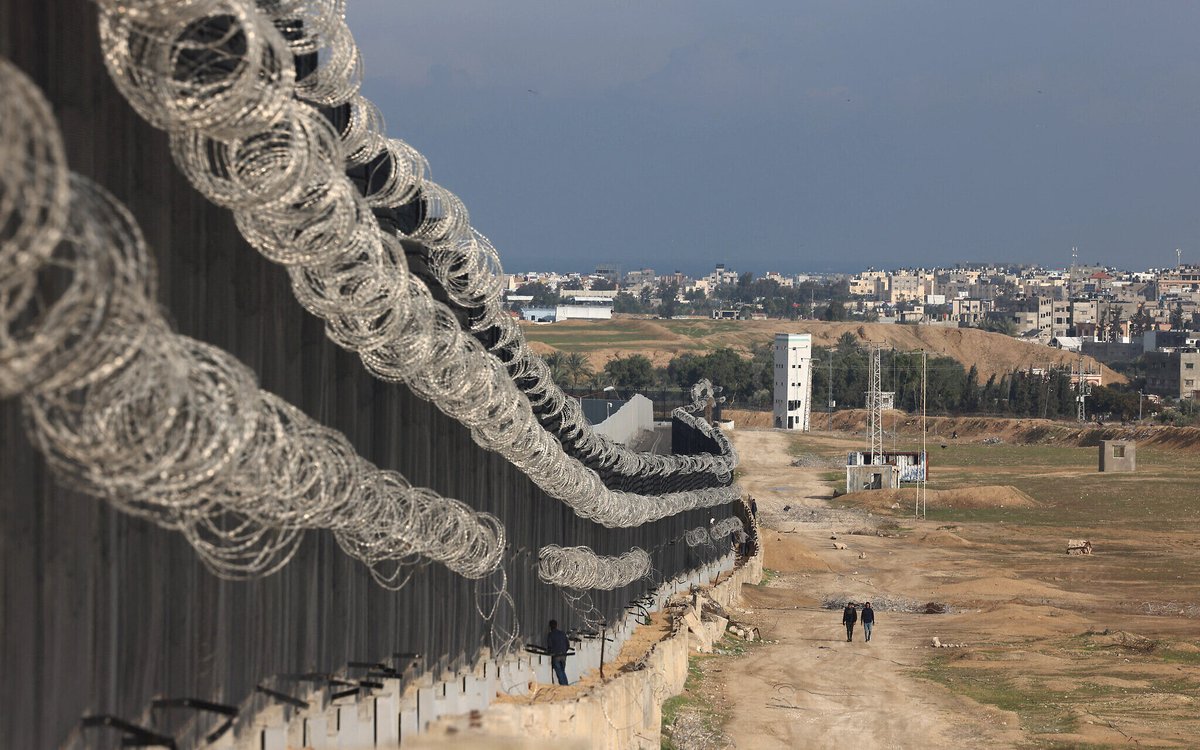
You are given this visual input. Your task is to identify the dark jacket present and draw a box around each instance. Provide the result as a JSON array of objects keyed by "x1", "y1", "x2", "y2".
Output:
[
  {"x1": 547, "y1": 628, "x2": 570, "y2": 658},
  {"x1": 861, "y1": 606, "x2": 874, "y2": 625},
  {"x1": 842, "y1": 606, "x2": 857, "y2": 625}
]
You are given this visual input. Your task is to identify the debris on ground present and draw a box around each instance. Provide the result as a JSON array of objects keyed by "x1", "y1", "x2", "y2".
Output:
[
  {"x1": 727, "y1": 621, "x2": 759, "y2": 641},
  {"x1": 823, "y1": 595, "x2": 952, "y2": 615},
  {"x1": 790, "y1": 454, "x2": 841, "y2": 468},
  {"x1": 1067, "y1": 539, "x2": 1093, "y2": 555}
]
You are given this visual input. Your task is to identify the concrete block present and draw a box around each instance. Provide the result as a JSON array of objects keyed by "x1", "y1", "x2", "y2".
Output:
[{"x1": 1098, "y1": 440, "x2": 1136, "y2": 472}]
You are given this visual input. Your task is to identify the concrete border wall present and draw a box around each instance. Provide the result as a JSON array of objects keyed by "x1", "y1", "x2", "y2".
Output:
[
  {"x1": 423, "y1": 551, "x2": 764, "y2": 749},
  {"x1": 210, "y1": 552, "x2": 755, "y2": 749},
  {"x1": 592, "y1": 394, "x2": 655, "y2": 445}
]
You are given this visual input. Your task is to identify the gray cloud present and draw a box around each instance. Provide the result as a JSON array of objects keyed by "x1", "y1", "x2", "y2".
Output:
[{"x1": 348, "y1": 1, "x2": 1200, "y2": 274}]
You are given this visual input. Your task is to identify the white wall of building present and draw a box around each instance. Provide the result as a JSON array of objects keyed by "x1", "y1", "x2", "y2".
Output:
[
  {"x1": 556, "y1": 304, "x2": 613, "y2": 320},
  {"x1": 772, "y1": 333, "x2": 813, "y2": 431}
]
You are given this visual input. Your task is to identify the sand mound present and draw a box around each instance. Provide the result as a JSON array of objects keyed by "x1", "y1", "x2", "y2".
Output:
[
  {"x1": 837, "y1": 485, "x2": 1037, "y2": 512},
  {"x1": 1089, "y1": 630, "x2": 1158, "y2": 652},
  {"x1": 915, "y1": 529, "x2": 975, "y2": 548},
  {"x1": 741, "y1": 584, "x2": 822, "y2": 610},
  {"x1": 762, "y1": 530, "x2": 829, "y2": 573},
  {"x1": 936, "y1": 576, "x2": 1068, "y2": 601},
  {"x1": 521, "y1": 318, "x2": 1123, "y2": 383}
]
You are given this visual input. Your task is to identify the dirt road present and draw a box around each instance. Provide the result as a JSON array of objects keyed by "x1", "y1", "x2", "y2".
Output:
[{"x1": 716, "y1": 430, "x2": 1022, "y2": 748}]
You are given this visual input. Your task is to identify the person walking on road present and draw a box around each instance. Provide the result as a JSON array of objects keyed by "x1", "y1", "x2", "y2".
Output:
[
  {"x1": 546, "y1": 619, "x2": 570, "y2": 685},
  {"x1": 842, "y1": 602, "x2": 858, "y2": 642},
  {"x1": 861, "y1": 602, "x2": 875, "y2": 642}
]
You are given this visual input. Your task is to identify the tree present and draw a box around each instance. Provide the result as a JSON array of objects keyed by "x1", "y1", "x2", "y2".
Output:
[
  {"x1": 513, "y1": 282, "x2": 559, "y2": 307},
  {"x1": 543, "y1": 351, "x2": 568, "y2": 387},
  {"x1": 1130, "y1": 305, "x2": 1153, "y2": 337},
  {"x1": 612, "y1": 291, "x2": 647, "y2": 314},
  {"x1": 1104, "y1": 305, "x2": 1123, "y2": 342},
  {"x1": 604, "y1": 354, "x2": 655, "y2": 391},
  {"x1": 823, "y1": 300, "x2": 848, "y2": 321},
  {"x1": 563, "y1": 352, "x2": 594, "y2": 388},
  {"x1": 979, "y1": 317, "x2": 1016, "y2": 336},
  {"x1": 962, "y1": 365, "x2": 980, "y2": 412},
  {"x1": 1171, "y1": 301, "x2": 1185, "y2": 330},
  {"x1": 658, "y1": 282, "x2": 680, "y2": 319}
]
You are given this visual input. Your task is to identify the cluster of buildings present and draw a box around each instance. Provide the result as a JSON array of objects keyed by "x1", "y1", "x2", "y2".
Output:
[
  {"x1": 506, "y1": 261, "x2": 1200, "y2": 401},
  {"x1": 844, "y1": 264, "x2": 1200, "y2": 400}
]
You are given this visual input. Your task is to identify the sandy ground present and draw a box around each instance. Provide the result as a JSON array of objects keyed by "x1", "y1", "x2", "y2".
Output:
[
  {"x1": 717, "y1": 430, "x2": 1019, "y2": 748},
  {"x1": 683, "y1": 428, "x2": 1200, "y2": 750}
]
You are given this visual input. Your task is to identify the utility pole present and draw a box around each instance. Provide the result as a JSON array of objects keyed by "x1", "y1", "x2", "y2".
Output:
[
  {"x1": 920, "y1": 349, "x2": 927, "y2": 519},
  {"x1": 827, "y1": 355, "x2": 834, "y2": 430}
]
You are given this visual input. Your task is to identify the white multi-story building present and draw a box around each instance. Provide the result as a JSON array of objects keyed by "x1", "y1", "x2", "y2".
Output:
[{"x1": 773, "y1": 333, "x2": 813, "y2": 431}]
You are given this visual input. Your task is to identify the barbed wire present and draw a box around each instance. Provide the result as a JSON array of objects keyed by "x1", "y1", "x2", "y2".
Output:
[
  {"x1": 91, "y1": 0, "x2": 742, "y2": 529},
  {"x1": 1, "y1": 59, "x2": 505, "y2": 588},
  {"x1": 537, "y1": 545, "x2": 652, "y2": 590}
]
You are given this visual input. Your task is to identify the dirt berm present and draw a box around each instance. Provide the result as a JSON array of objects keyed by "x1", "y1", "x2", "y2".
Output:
[{"x1": 725, "y1": 408, "x2": 1200, "y2": 453}]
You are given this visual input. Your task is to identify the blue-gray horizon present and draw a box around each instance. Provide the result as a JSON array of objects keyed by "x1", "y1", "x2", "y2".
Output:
[{"x1": 348, "y1": 0, "x2": 1200, "y2": 276}]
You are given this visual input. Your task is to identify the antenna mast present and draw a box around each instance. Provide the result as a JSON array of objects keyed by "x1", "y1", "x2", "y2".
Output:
[
  {"x1": 868, "y1": 346, "x2": 883, "y2": 463},
  {"x1": 1070, "y1": 246, "x2": 1078, "y2": 296},
  {"x1": 1075, "y1": 352, "x2": 1092, "y2": 422}
]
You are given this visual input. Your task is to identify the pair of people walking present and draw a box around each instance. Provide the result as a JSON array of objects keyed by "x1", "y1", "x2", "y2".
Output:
[{"x1": 841, "y1": 602, "x2": 875, "y2": 642}]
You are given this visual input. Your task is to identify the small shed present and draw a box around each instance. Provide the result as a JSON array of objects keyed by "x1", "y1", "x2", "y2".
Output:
[
  {"x1": 846, "y1": 464, "x2": 898, "y2": 493},
  {"x1": 1098, "y1": 440, "x2": 1136, "y2": 472}
]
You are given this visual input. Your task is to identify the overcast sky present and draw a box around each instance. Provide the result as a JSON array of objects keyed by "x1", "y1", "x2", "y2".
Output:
[{"x1": 347, "y1": 1, "x2": 1200, "y2": 275}]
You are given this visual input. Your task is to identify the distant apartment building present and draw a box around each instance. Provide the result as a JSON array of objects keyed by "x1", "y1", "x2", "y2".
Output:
[
  {"x1": 763, "y1": 271, "x2": 795, "y2": 287},
  {"x1": 773, "y1": 333, "x2": 813, "y2": 431},
  {"x1": 1144, "y1": 349, "x2": 1200, "y2": 399},
  {"x1": 1010, "y1": 310, "x2": 1041, "y2": 336},
  {"x1": 1143, "y1": 330, "x2": 1200, "y2": 352},
  {"x1": 849, "y1": 270, "x2": 888, "y2": 299},
  {"x1": 1071, "y1": 300, "x2": 1099, "y2": 329},
  {"x1": 593, "y1": 263, "x2": 622, "y2": 283},
  {"x1": 888, "y1": 273, "x2": 929, "y2": 304},
  {"x1": 623, "y1": 268, "x2": 656, "y2": 286},
  {"x1": 703, "y1": 263, "x2": 740, "y2": 288},
  {"x1": 951, "y1": 298, "x2": 993, "y2": 325},
  {"x1": 1051, "y1": 301, "x2": 1072, "y2": 338},
  {"x1": 1156, "y1": 266, "x2": 1200, "y2": 297}
]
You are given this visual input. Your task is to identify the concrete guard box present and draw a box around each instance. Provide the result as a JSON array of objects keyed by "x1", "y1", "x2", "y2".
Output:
[
  {"x1": 1098, "y1": 440, "x2": 1136, "y2": 472},
  {"x1": 846, "y1": 464, "x2": 898, "y2": 493}
]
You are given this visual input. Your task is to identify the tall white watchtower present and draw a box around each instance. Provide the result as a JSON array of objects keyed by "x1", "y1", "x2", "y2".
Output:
[{"x1": 773, "y1": 333, "x2": 813, "y2": 431}]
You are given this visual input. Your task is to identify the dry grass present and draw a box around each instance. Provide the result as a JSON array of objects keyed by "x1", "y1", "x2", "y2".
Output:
[{"x1": 521, "y1": 317, "x2": 1122, "y2": 383}]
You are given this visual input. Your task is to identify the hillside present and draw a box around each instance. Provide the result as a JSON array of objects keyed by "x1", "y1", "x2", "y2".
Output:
[{"x1": 522, "y1": 317, "x2": 1125, "y2": 384}]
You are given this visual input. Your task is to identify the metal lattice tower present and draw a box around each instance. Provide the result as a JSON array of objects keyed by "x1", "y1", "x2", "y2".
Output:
[
  {"x1": 868, "y1": 346, "x2": 883, "y2": 464},
  {"x1": 1076, "y1": 354, "x2": 1092, "y2": 422}
]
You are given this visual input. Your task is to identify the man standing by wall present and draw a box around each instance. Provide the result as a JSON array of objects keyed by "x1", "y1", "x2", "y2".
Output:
[{"x1": 546, "y1": 620, "x2": 571, "y2": 685}]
